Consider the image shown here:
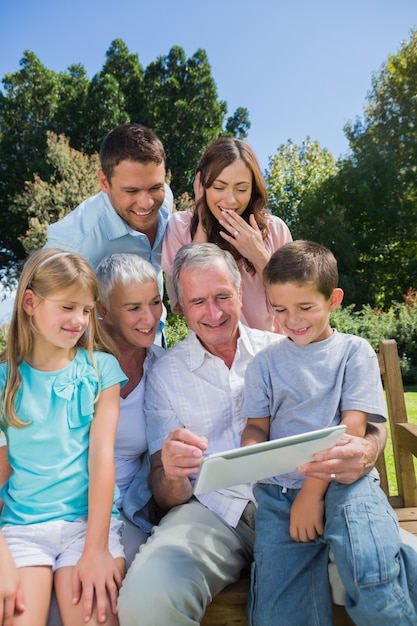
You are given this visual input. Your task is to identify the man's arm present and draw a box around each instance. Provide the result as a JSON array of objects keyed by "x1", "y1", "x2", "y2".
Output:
[
  {"x1": 149, "y1": 429, "x2": 208, "y2": 511},
  {"x1": 297, "y1": 422, "x2": 386, "y2": 484}
]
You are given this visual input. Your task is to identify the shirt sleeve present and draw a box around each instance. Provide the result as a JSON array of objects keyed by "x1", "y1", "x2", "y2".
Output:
[
  {"x1": 241, "y1": 351, "x2": 273, "y2": 419},
  {"x1": 94, "y1": 351, "x2": 128, "y2": 391},
  {"x1": 341, "y1": 339, "x2": 387, "y2": 422},
  {"x1": 263, "y1": 214, "x2": 293, "y2": 255},
  {"x1": 144, "y1": 360, "x2": 184, "y2": 455}
]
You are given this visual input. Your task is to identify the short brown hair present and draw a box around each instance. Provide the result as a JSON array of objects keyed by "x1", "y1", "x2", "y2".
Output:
[
  {"x1": 263, "y1": 240, "x2": 339, "y2": 299},
  {"x1": 99, "y1": 123, "x2": 166, "y2": 181}
]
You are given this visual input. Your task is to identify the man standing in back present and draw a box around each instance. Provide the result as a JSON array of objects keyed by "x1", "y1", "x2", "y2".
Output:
[{"x1": 45, "y1": 122, "x2": 173, "y2": 343}]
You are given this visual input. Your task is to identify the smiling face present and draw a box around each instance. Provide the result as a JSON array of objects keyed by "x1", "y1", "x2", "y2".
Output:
[
  {"x1": 22, "y1": 285, "x2": 94, "y2": 353},
  {"x1": 205, "y1": 159, "x2": 252, "y2": 222},
  {"x1": 179, "y1": 258, "x2": 242, "y2": 354},
  {"x1": 100, "y1": 280, "x2": 162, "y2": 350},
  {"x1": 98, "y1": 159, "x2": 166, "y2": 243},
  {"x1": 267, "y1": 282, "x2": 343, "y2": 345}
]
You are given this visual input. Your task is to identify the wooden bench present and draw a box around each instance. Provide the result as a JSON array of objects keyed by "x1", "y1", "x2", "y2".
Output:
[{"x1": 201, "y1": 339, "x2": 417, "y2": 626}]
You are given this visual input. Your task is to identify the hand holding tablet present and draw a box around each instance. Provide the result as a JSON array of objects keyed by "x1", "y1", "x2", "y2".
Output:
[{"x1": 193, "y1": 425, "x2": 347, "y2": 495}]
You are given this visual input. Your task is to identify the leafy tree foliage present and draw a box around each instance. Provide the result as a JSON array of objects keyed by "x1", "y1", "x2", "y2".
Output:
[
  {"x1": 17, "y1": 132, "x2": 100, "y2": 255},
  {"x1": 52, "y1": 64, "x2": 90, "y2": 149},
  {"x1": 0, "y1": 40, "x2": 249, "y2": 269},
  {"x1": 0, "y1": 51, "x2": 60, "y2": 262},
  {"x1": 267, "y1": 138, "x2": 338, "y2": 235},
  {"x1": 266, "y1": 31, "x2": 417, "y2": 308},
  {"x1": 225, "y1": 106, "x2": 251, "y2": 139},
  {"x1": 101, "y1": 39, "x2": 144, "y2": 122},
  {"x1": 341, "y1": 29, "x2": 417, "y2": 307}
]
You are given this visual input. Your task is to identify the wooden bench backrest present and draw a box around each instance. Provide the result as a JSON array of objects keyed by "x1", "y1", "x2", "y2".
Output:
[{"x1": 376, "y1": 339, "x2": 417, "y2": 509}]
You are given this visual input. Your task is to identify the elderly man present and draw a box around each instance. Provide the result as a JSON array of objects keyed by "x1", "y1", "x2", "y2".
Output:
[{"x1": 118, "y1": 243, "x2": 388, "y2": 626}]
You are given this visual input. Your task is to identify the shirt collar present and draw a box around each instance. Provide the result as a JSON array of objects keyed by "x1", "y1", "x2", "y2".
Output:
[
  {"x1": 186, "y1": 322, "x2": 256, "y2": 371},
  {"x1": 101, "y1": 185, "x2": 172, "y2": 246}
]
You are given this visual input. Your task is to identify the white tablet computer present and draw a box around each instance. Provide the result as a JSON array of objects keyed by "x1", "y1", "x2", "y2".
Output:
[{"x1": 193, "y1": 425, "x2": 346, "y2": 495}]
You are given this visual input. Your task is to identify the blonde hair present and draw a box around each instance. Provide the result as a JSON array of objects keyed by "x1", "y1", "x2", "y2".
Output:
[{"x1": 0, "y1": 249, "x2": 117, "y2": 428}]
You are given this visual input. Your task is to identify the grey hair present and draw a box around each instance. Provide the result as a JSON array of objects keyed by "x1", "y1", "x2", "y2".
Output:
[
  {"x1": 96, "y1": 253, "x2": 158, "y2": 309},
  {"x1": 173, "y1": 243, "x2": 242, "y2": 305}
]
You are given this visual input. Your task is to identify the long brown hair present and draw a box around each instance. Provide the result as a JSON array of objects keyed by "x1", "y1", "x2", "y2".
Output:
[{"x1": 190, "y1": 137, "x2": 269, "y2": 273}]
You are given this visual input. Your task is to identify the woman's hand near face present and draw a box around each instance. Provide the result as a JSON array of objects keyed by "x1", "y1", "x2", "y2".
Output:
[{"x1": 219, "y1": 211, "x2": 270, "y2": 273}]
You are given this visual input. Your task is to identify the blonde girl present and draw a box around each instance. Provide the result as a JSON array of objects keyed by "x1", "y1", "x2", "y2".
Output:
[{"x1": 0, "y1": 249, "x2": 126, "y2": 626}]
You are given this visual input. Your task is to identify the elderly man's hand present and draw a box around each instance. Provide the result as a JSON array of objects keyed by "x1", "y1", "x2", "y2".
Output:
[
  {"x1": 161, "y1": 428, "x2": 208, "y2": 480},
  {"x1": 297, "y1": 432, "x2": 380, "y2": 484}
]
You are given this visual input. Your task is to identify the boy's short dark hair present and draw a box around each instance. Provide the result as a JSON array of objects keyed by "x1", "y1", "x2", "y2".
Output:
[
  {"x1": 263, "y1": 240, "x2": 338, "y2": 299},
  {"x1": 99, "y1": 123, "x2": 166, "y2": 181}
]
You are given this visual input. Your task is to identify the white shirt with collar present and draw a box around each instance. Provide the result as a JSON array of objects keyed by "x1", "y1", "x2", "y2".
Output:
[{"x1": 145, "y1": 323, "x2": 280, "y2": 527}]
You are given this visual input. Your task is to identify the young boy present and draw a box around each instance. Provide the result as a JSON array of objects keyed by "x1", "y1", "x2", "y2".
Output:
[{"x1": 241, "y1": 240, "x2": 417, "y2": 626}]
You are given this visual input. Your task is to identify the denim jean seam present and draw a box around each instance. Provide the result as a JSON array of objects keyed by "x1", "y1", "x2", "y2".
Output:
[{"x1": 343, "y1": 501, "x2": 401, "y2": 587}]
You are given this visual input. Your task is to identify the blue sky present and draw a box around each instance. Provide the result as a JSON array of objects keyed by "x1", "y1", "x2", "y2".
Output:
[{"x1": 1, "y1": 0, "x2": 416, "y2": 170}]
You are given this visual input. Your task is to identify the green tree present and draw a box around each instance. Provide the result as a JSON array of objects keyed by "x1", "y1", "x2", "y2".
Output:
[
  {"x1": 140, "y1": 46, "x2": 249, "y2": 196},
  {"x1": 0, "y1": 51, "x2": 60, "y2": 261},
  {"x1": 101, "y1": 38, "x2": 144, "y2": 122},
  {"x1": 16, "y1": 132, "x2": 100, "y2": 255},
  {"x1": 53, "y1": 64, "x2": 90, "y2": 150},
  {"x1": 225, "y1": 106, "x2": 251, "y2": 139},
  {"x1": 266, "y1": 138, "x2": 338, "y2": 235},
  {"x1": 341, "y1": 29, "x2": 417, "y2": 307},
  {"x1": 267, "y1": 31, "x2": 417, "y2": 309},
  {"x1": 82, "y1": 72, "x2": 130, "y2": 153}
]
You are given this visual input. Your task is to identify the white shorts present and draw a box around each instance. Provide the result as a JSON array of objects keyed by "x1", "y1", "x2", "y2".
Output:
[{"x1": 2, "y1": 516, "x2": 125, "y2": 571}]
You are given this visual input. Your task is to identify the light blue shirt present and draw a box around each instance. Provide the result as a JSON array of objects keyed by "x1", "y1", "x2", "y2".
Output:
[
  {"x1": 45, "y1": 183, "x2": 173, "y2": 295},
  {"x1": 0, "y1": 349, "x2": 127, "y2": 526}
]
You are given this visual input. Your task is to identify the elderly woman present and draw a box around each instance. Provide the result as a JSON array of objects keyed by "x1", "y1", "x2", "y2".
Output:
[
  {"x1": 48, "y1": 253, "x2": 162, "y2": 625},
  {"x1": 95, "y1": 253, "x2": 165, "y2": 566}
]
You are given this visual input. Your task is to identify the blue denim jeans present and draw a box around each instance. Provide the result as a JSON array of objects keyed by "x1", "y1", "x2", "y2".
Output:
[
  {"x1": 326, "y1": 475, "x2": 417, "y2": 625},
  {"x1": 250, "y1": 476, "x2": 417, "y2": 626}
]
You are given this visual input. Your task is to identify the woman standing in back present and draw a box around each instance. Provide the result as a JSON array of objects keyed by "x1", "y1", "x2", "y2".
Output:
[{"x1": 162, "y1": 137, "x2": 292, "y2": 333}]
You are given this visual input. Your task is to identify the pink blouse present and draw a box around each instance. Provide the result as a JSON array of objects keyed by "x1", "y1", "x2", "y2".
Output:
[{"x1": 162, "y1": 209, "x2": 293, "y2": 333}]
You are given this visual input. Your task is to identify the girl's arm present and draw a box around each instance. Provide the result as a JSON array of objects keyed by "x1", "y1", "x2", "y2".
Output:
[
  {"x1": 0, "y1": 532, "x2": 25, "y2": 625},
  {"x1": 72, "y1": 383, "x2": 125, "y2": 624},
  {"x1": 0, "y1": 446, "x2": 11, "y2": 489},
  {"x1": 0, "y1": 446, "x2": 11, "y2": 512}
]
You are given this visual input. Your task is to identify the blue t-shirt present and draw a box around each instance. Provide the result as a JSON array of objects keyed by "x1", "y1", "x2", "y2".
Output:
[
  {"x1": 0, "y1": 349, "x2": 127, "y2": 526},
  {"x1": 242, "y1": 331, "x2": 387, "y2": 489}
]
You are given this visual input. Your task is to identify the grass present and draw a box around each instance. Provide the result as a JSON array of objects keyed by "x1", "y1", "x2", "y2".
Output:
[{"x1": 385, "y1": 387, "x2": 417, "y2": 494}]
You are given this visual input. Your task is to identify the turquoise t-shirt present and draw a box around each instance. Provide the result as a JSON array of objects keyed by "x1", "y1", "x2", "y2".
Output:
[{"x1": 0, "y1": 348, "x2": 127, "y2": 527}]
